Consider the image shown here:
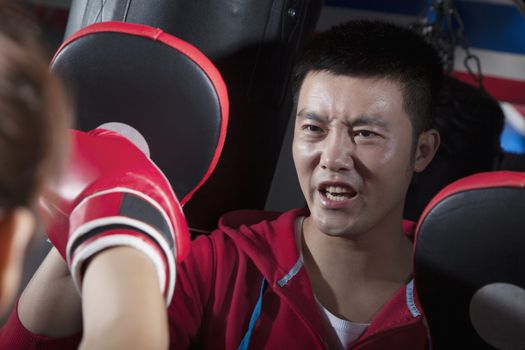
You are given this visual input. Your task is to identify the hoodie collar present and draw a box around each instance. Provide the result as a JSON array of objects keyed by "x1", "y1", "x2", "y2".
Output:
[{"x1": 218, "y1": 208, "x2": 308, "y2": 286}]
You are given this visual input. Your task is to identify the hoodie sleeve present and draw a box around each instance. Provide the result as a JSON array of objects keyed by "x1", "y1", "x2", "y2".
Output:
[{"x1": 167, "y1": 234, "x2": 215, "y2": 349}]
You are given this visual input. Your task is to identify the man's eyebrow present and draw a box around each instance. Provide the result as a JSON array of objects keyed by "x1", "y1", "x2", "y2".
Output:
[
  {"x1": 351, "y1": 115, "x2": 389, "y2": 129},
  {"x1": 296, "y1": 110, "x2": 327, "y2": 123},
  {"x1": 296, "y1": 110, "x2": 389, "y2": 128}
]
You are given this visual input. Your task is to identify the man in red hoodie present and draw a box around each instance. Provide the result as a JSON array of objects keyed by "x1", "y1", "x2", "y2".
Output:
[{"x1": 1, "y1": 20, "x2": 441, "y2": 349}]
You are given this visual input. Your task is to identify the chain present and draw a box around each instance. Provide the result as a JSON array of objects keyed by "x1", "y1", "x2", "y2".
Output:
[{"x1": 413, "y1": 0, "x2": 485, "y2": 90}]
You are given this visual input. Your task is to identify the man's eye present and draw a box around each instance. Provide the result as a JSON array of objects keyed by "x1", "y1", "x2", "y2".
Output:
[
  {"x1": 354, "y1": 130, "x2": 375, "y2": 138},
  {"x1": 302, "y1": 125, "x2": 323, "y2": 133}
]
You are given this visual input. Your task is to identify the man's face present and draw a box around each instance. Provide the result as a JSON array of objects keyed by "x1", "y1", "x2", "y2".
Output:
[{"x1": 292, "y1": 71, "x2": 419, "y2": 237}]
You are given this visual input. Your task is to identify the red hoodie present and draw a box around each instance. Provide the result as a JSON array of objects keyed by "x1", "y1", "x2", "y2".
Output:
[
  {"x1": 0, "y1": 209, "x2": 428, "y2": 349},
  {"x1": 169, "y1": 208, "x2": 428, "y2": 349}
]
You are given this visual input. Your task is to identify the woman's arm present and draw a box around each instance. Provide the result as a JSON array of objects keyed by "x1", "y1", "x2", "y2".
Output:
[
  {"x1": 79, "y1": 246, "x2": 169, "y2": 350},
  {"x1": 18, "y1": 247, "x2": 82, "y2": 337},
  {"x1": 17, "y1": 245, "x2": 169, "y2": 350}
]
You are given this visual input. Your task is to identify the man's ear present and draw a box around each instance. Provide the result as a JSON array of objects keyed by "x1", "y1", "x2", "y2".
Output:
[
  {"x1": 413, "y1": 128, "x2": 440, "y2": 173},
  {"x1": 0, "y1": 207, "x2": 35, "y2": 315}
]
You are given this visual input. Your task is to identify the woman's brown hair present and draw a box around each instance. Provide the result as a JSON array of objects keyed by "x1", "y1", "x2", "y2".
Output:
[{"x1": 0, "y1": 1, "x2": 71, "y2": 212}]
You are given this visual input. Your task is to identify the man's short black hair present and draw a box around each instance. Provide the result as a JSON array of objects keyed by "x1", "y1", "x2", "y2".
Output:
[{"x1": 292, "y1": 20, "x2": 443, "y2": 137}]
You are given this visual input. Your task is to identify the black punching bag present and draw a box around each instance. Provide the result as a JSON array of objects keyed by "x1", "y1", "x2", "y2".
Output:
[
  {"x1": 404, "y1": 75, "x2": 504, "y2": 221},
  {"x1": 63, "y1": 0, "x2": 323, "y2": 231},
  {"x1": 414, "y1": 171, "x2": 525, "y2": 349}
]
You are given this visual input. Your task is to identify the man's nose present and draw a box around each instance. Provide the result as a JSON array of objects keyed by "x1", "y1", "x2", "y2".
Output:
[{"x1": 320, "y1": 132, "x2": 354, "y2": 172}]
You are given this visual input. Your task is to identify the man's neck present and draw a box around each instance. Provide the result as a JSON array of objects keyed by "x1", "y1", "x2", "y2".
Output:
[{"x1": 300, "y1": 215, "x2": 413, "y2": 323}]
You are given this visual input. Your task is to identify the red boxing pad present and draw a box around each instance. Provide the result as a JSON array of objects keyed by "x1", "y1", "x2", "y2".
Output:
[
  {"x1": 51, "y1": 21, "x2": 229, "y2": 205},
  {"x1": 414, "y1": 171, "x2": 525, "y2": 349}
]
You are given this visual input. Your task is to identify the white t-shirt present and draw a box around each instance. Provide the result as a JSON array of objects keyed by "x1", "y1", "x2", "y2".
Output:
[{"x1": 316, "y1": 299, "x2": 369, "y2": 349}]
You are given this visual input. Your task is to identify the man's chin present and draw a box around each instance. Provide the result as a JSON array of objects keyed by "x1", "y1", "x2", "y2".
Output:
[{"x1": 313, "y1": 215, "x2": 358, "y2": 237}]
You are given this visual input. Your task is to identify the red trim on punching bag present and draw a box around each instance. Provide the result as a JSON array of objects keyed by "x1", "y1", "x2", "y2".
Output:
[{"x1": 416, "y1": 170, "x2": 525, "y2": 234}]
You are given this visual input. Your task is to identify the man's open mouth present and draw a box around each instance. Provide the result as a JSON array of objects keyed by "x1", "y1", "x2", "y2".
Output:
[{"x1": 319, "y1": 184, "x2": 357, "y2": 202}]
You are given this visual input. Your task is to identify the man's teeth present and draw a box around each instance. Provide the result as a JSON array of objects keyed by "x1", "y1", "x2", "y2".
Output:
[
  {"x1": 325, "y1": 186, "x2": 348, "y2": 194},
  {"x1": 324, "y1": 185, "x2": 354, "y2": 201},
  {"x1": 326, "y1": 192, "x2": 347, "y2": 201}
]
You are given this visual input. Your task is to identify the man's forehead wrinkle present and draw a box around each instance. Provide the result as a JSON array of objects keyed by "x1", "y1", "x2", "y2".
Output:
[{"x1": 297, "y1": 109, "x2": 329, "y2": 123}]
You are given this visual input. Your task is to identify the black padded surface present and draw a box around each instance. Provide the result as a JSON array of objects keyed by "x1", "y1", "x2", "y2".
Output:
[
  {"x1": 404, "y1": 76, "x2": 504, "y2": 221},
  {"x1": 415, "y1": 187, "x2": 525, "y2": 349},
  {"x1": 52, "y1": 31, "x2": 222, "y2": 200}
]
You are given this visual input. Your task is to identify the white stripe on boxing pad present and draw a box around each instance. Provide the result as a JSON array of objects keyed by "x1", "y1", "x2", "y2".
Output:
[
  {"x1": 67, "y1": 215, "x2": 177, "y2": 304},
  {"x1": 67, "y1": 215, "x2": 174, "y2": 262}
]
